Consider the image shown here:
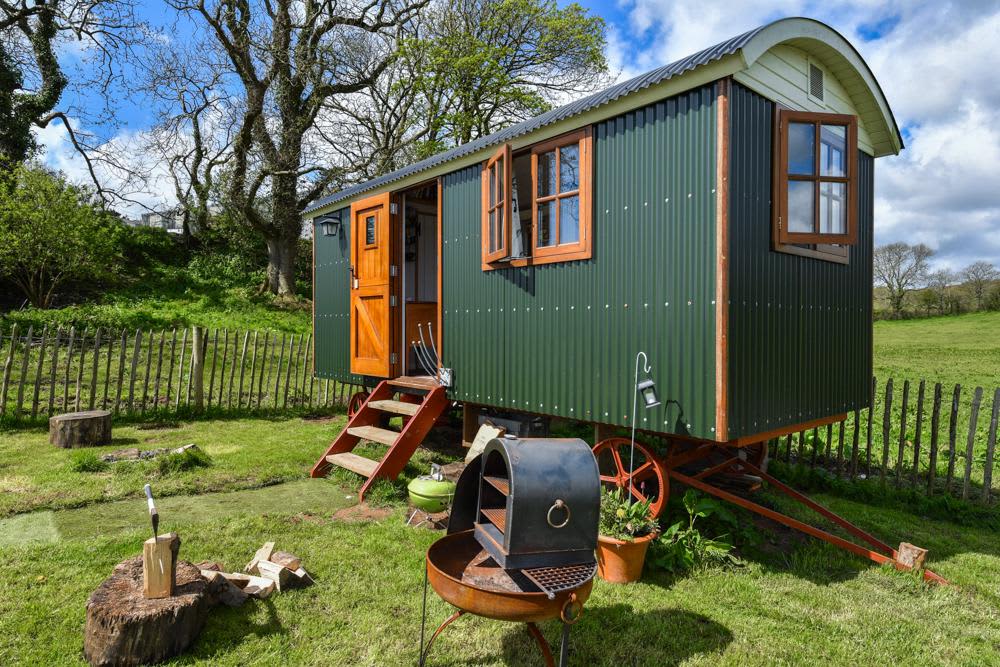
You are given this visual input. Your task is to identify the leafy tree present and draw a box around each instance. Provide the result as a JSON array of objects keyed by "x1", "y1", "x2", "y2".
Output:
[
  {"x1": 873, "y1": 242, "x2": 934, "y2": 319},
  {"x1": 0, "y1": 166, "x2": 121, "y2": 307},
  {"x1": 915, "y1": 288, "x2": 938, "y2": 317},
  {"x1": 925, "y1": 269, "x2": 955, "y2": 314},
  {"x1": 961, "y1": 260, "x2": 999, "y2": 311}
]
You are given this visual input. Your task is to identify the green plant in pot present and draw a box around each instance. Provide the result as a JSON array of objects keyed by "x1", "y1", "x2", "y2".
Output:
[{"x1": 596, "y1": 487, "x2": 659, "y2": 583}]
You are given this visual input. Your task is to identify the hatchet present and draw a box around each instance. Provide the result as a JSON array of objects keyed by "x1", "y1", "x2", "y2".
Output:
[{"x1": 143, "y1": 483, "x2": 159, "y2": 541}]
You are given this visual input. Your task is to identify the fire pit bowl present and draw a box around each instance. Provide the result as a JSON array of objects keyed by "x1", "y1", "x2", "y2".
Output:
[{"x1": 426, "y1": 529, "x2": 593, "y2": 623}]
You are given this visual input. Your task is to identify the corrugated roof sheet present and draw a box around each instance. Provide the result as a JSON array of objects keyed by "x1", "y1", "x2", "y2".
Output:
[{"x1": 305, "y1": 23, "x2": 766, "y2": 213}]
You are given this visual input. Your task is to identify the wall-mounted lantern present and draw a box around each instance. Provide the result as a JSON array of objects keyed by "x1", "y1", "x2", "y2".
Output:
[{"x1": 316, "y1": 212, "x2": 342, "y2": 237}]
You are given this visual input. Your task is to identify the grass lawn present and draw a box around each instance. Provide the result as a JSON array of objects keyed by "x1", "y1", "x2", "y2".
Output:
[{"x1": 873, "y1": 311, "x2": 1000, "y2": 389}]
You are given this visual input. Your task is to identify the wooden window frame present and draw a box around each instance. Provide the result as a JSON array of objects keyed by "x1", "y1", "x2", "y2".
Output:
[
  {"x1": 481, "y1": 128, "x2": 593, "y2": 270},
  {"x1": 774, "y1": 109, "x2": 858, "y2": 250},
  {"x1": 363, "y1": 212, "x2": 379, "y2": 249},
  {"x1": 481, "y1": 144, "x2": 510, "y2": 265}
]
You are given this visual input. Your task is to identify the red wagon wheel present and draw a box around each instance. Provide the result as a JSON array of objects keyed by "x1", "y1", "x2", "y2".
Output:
[
  {"x1": 347, "y1": 391, "x2": 370, "y2": 418},
  {"x1": 592, "y1": 437, "x2": 668, "y2": 519}
]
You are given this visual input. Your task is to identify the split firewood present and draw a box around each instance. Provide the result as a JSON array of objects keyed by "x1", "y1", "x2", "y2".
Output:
[
  {"x1": 243, "y1": 576, "x2": 276, "y2": 600},
  {"x1": 269, "y1": 551, "x2": 301, "y2": 571},
  {"x1": 195, "y1": 561, "x2": 223, "y2": 572},
  {"x1": 218, "y1": 572, "x2": 252, "y2": 589},
  {"x1": 200, "y1": 571, "x2": 249, "y2": 608},
  {"x1": 897, "y1": 542, "x2": 928, "y2": 571},
  {"x1": 244, "y1": 541, "x2": 276, "y2": 574},
  {"x1": 256, "y1": 559, "x2": 292, "y2": 592}
]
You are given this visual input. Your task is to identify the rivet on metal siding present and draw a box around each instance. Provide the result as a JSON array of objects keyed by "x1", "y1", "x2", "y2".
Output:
[
  {"x1": 605, "y1": 304, "x2": 609, "y2": 309},
  {"x1": 624, "y1": 303, "x2": 628, "y2": 309},
  {"x1": 624, "y1": 205, "x2": 628, "y2": 211},
  {"x1": 687, "y1": 301, "x2": 692, "y2": 306},
  {"x1": 665, "y1": 198, "x2": 669, "y2": 203},
  {"x1": 711, "y1": 300, "x2": 716, "y2": 305},
  {"x1": 644, "y1": 202, "x2": 648, "y2": 207},
  {"x1": 710, "y1": 427, "x2": 716, "y2": 432},
  {"x1": 687, "y1": 193, "x2": 692, "y2": 198},
  {"x1": 605, "y1": 209, "x2": 609, "y2": 214}
]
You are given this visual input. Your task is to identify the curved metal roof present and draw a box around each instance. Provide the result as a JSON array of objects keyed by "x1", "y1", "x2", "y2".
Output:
[{"x1": 306, "y1": 17, "x2": 901, "y2": 214}]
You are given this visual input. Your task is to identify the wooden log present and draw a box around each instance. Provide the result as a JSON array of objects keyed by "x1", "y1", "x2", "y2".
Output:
[
  {"x1": 50, "y1": 410, "x2": 112, "y2": 448},
  {"x1": 143, "y1": 533, "x2": 180, "y2": 599},
  {"x1": 164, "y1": 328, "x2": 177, "y2": 408},
  {"x1": 191, "y1": 326, "x2": 205, "y2": 411},
  {"x1": 896, "y1": 542, "x2": 928, "y2": 571},
  {"x1": 63, "y1": 327, "x2": 77, "y2": 414},
  {"x1": 962, "y1": 387, "x2": 983, "y2": 500},
  {"x1": 30, "y1": 326, "x2": 49, "y2": 419},
  {"x1": 256, "y1": 331, "x2": 270, "y2": 409},
  {"x1": 928, "y1": 383, "x2": 943, "y2": 495},
  {"x1": 880, "y1": 378, "x2": 893, "y2": 484},
  {"x1": 89, "y1": 328, "x2": 102, "y2": 411},
  {"x1": 255, "y1": 559, "x2": 292, "y2": 592},
  {"x1": 270, "y1": 551, "x2": 301, "y2": 571},
  {"x1": 84, "y1": 555, "x2": 212, "y2": 667},
  {"x1": 207, "y1": 329, "x2": 219, "y2": 409},
  {"x1": 14, "y1": 325, "x2": 33, "y2": 419},
  {"x1": 983, "y1": 388, "x2": 998, "y2": 504},
  {"x1": 175, "y1": 327, "x2": 188, "y2": 409},
  {"x1": 113, "y1": 329, "x2": 126, "y2": 415},
  {"x1": 235, "y1": 331, "x2": 249, "y2": 409},
  {"x1": 245, "y1": 541, "x2": 275, "y2": 574},
  {"x1": 48, "y1": 327, "x2": 63, "y2": 416},
  {"x1": 946, "y1": 384, "x2": 961, "y2": 493},
  {"x1": 912, "y1": 380, "x2": 925, "y2": 488},
  {"x1": 273, "y1": 334, "x2": 286, "y2": 408},
  {"x1": 895, "y1": 379, "x2": 909, "y2": 487},
  {"x1": 0, "y1": 323, "x2": 16, "y2": 417}
]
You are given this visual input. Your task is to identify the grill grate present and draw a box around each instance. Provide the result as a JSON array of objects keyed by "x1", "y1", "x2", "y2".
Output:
[{"x1": 521, "y1": 562, "x2": 597, "y2": 599}]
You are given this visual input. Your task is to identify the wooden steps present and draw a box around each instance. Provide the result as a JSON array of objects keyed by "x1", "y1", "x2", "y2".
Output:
[
  {"x1": 325, "y1": 453, "x2": 378, "y2": 478},
  {"x1": 346, "y1": 425, "x2": 398, "y2": 446},
  {"x1": 368, "y1": 399, "x2": 420, "y2": 416},
  {"x1": 309, "y1": 378, "x2": 450, "y2": 502}
]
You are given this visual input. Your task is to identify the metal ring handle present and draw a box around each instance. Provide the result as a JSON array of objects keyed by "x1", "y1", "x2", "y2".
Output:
[
  {"x1": 560, "y1": 593, "x2": 583, "y2": 624},
  {"x1": 546, "y1": 499, "x2": 570, "y2": 528}
]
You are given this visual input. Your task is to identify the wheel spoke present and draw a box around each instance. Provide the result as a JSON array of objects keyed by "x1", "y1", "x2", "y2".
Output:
[
  {"x1": 610, "y1": 447, "x2": 625, "y2": 477},
  {"x1": 631, "y1": 461, "x2": 655, "y2": 481}
]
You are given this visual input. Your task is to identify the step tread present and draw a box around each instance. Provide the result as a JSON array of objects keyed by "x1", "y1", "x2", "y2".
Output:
[
  {"x1": 389, "y1": 376, "x2": 439, "y2": 390},
  {"x1": 346, "y1": 425, "x2": 399, "y2": 446},
  {"x1": 325, "y1": 452, "x2": 378, "y2": 478},
  {"x1": 368, "y1": 399, "x2": 421, "y2": 416}
]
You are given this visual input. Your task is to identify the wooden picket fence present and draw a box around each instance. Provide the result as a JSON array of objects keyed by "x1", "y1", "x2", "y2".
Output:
[
  {"x1": 0, "y1": 324, "x2": 363, "y2": 421},
  {"x1": 768, "y1": 377, "x2": 999, "y2": 504}
]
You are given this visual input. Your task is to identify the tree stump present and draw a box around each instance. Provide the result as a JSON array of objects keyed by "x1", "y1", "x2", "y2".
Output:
[
  {"x1": 84, "y1": 557, "x2": 213, "y2": 666},
  {"x1": 50, "y1": 410, "x2": 112, "y2": 448}
]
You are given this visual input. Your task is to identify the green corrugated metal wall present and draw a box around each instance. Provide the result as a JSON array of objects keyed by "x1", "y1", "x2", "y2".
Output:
[
  {"x1": 442, "y1": 85, "x2": 719, "y2": 438},
  {"x1": 726, "y1": 82, "x2": 874, "y2": 438},
  {"x1": 313, "y1": 206, "x2": 367, "y2": 384}
]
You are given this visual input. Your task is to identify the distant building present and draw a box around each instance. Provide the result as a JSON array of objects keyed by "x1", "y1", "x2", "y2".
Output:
[{"x1": 140, "y1": 210, "x2": 185, "y2": 234}]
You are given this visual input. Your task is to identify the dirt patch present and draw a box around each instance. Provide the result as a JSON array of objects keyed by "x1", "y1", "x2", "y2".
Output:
[
  {"x1": 289, "y1": 512, "x2": 328, "y2": 525},
  {"x1": 301, "y1": 413, "x2": 344, "y2": 424},
  {"x1": 333, "y1": 503, "x2": 394, "y2": 523}
]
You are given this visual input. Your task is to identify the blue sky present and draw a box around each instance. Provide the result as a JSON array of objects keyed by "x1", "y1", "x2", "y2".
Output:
[{"x1": 38, "y1": 0, "x2": 1000, "y2": 272}]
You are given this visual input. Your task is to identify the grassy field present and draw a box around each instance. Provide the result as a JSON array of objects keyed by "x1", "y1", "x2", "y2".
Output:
[{"x1": 873, "y1": 311, "x2": 1000, "y2": 389}]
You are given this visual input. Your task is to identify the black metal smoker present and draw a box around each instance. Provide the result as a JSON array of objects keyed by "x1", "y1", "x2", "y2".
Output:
[{"x1": 419, "y1": 436, "x2": 600, "y2": 666}]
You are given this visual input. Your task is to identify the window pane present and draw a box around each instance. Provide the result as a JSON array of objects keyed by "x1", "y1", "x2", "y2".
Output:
[
  {"x1": 559, "y1": 144, "x2": 579, "y2": 192},
  {"x1": 365, "y1": 215, "x2": 376, "y2": 245},
  {"x1": 559, "y1": 195, "x2": 580, "y2": 244},
  {"x1": 787, "y1": 181, "x2": 814, "y2": 233},
  {"x1": 537, "y1": 151, "x2": 557, "y2": 198},
  {"x1": 820, "y1": 125, "x2": 846, "y2": 177},
  {"x1": 788, "y1": 122, "x2": 815, "y2": 175},
  {"x1": 489, "y1": 165, "x2": 496, "y2": 206},
  {"x1": 537, "y1": 200, "x2": 555, "y2": 247},
  {"x1": 497, "y1": 201, "x2": 505, "y2": 250},
  {"x1": 497, "y1": 158, "x2": 505, "y2": 202},
  {"x1": 820, "y1": 181, "x2": 847, "y2": 234},
  {"x1": 488, "y1": 210, "x2": 496, "y2": 252}
]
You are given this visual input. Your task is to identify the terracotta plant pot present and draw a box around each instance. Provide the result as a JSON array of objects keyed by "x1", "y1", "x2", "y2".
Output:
[{"x1": 596, "y1": 532, "x2": 656, "y2": 584}]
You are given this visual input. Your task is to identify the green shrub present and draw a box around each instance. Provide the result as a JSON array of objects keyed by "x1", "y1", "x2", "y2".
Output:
[
  {"x1": 598, "y1": 487, "x2": 658, "y2": 541},
  {"x1": 69, "y1": 451, "x2": 109, "y2": 473},
  {"x1": 156, "y1": 447, "x2": 212, "y2": 476},
  {"x1": 647, "y1": 490, "x2": 741, "y2": 574}
]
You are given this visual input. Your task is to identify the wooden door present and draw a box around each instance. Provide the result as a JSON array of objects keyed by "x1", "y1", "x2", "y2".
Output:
[{"x1": 350, "y1": 193, "x2": 393, "y2": 376}]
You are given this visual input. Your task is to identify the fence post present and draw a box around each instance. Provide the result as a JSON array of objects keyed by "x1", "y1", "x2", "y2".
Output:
[
  {"x1": 140, "y1": 330, "x2": 153, "y2": 413},
  {"x1": 48, "y1": 326, "x2": 62, "y2": 416},
  {"x1": 74, "y1": 328, "x2": 89, "y2": 412},
  {"x1": 30, "y1": 326, "x2": 49, "y2": 419},
  {"x1": 175, "y1": 328, "x2": 189, "y2": 409},
  {"x1": 191, "y1": 326, "x2": 205, "y2": 411},
  {"x1": 927, "y1": 383, "x2": 942, "y2": 495},
  {"x1": 984, "y1": 388, "x2": 999, "y2": 504},
  {"x1": 127, "y1": 329, "x2": 142, "y2": 414},
  {"x1": 946, "y1": 384, "x2": 961, "y2": 494},
  {"x1": 880, "y1": 378, "x2": 893, "y2": 484},
  {"x1": 89, "y1": 328, "x2": 102, "y2": 411},
  {"x1": 895, "y1": 379, "x2": 909, "y2": 488},
  {"x1": 0, "y1": 323, "x2": 16, "y2": 417},
  {"x1": 273, "y1": 334, "x2": 287, "y2": 408},
  {"x1": 113, "y1": 329, "x2": 126, "y2": 415},
  {"x1": 850, "y1": 409, "x2": 860, "y2": 480},
  {"x1": 14, "y1": 325, "x2": 33, "y2": 419},
  {"x1": 962, "y1": 387, "x2": 983, "y2": 500},
  {"x1": 256, "y1": 331, "x2": 270, "y2": 409},
  {"x1": 283, "y1": 335, "x2": 299, "y2": 409},
  {"x1": 207, "y1": 328, "x2": 219, "y2": 409},
  {"x1": 236, "y1": 331, "x2": 249, "y2": 409},
  {"x1": 866, "y1": 377, "x2": 875, "y2": 475},
  {"x1": 911, "y1": 380, "x2": 925, "y2": 489}
]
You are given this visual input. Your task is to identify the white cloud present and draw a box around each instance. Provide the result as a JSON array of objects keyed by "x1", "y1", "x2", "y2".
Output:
[{"x1": 610, "y1": 0, "x2": 1000, "y2": 270}]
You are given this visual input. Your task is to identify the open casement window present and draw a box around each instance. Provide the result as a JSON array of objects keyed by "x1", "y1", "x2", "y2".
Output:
[
  {"x1": 775, "y1": 110, "x2": 858, "y2": 248},
  {"x1": 531, "y1": 128, "x2": 593, "y2": 262},
  {"x1": 481, "y1": 144, "x2": 511, "y2": 265}
]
